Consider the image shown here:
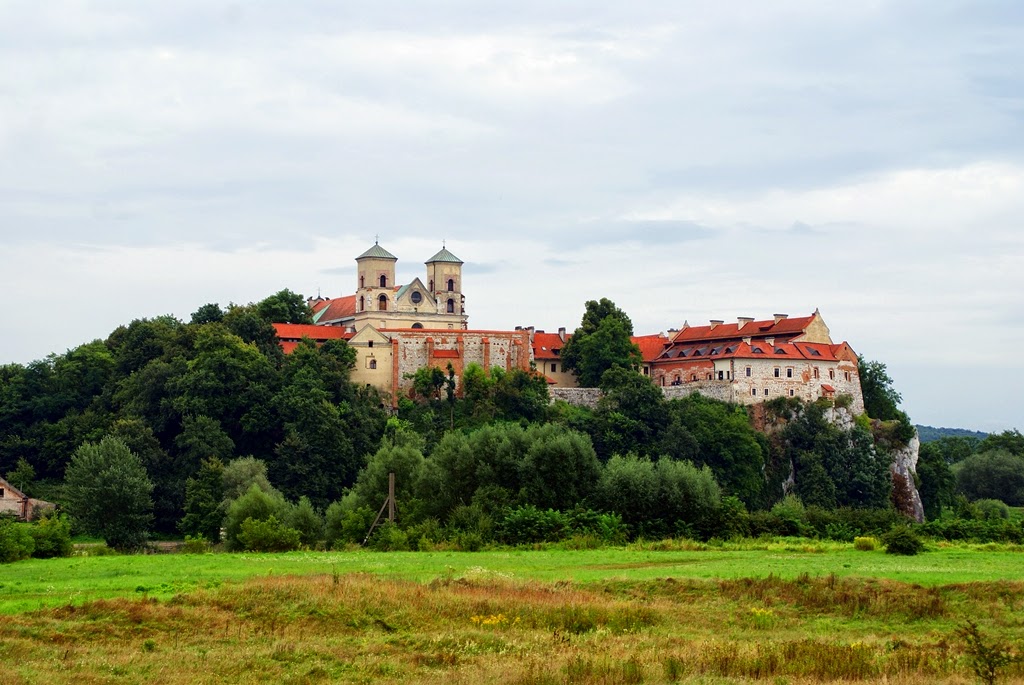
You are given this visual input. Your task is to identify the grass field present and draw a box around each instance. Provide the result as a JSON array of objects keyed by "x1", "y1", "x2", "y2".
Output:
[{"x1": 2, "y1": 541, "x2": 1023, "y2": 683}]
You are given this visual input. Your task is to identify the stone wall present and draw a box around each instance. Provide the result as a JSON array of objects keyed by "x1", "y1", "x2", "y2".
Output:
[{"x1": 550, "y1": 387, "x2": 603, "y2": 409}]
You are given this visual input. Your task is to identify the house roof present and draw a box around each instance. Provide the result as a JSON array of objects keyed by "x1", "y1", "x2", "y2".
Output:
[
  {"x1": 426, "y1": 246, "x2": 463, "y2": 264},
  {"x1": 356, "y1": 242, "x2": 398, "y2": 260},
  {"x1": 657, "y1": 339, "x2": 854, "y2": 363},
  {"x1": 632, "y1": 334, "x2": 669, "y2": 363},
  {"x1": 274, "y1": 323, "x2": 353, "y2": 354},
  {"x1": 670, "y1": 314, "x2": 816, "y2": 344},
  {"x1": 311, "y1": 295, "x2": 356, "y2": 324},
  {"x1": 532, "y1": 332, "x2": 566, "y2": 360}
]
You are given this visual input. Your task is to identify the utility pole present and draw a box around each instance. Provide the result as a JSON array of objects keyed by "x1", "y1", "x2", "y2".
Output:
[{"x1": 362, "y1": 472, "x2": 396, "y2": 545}]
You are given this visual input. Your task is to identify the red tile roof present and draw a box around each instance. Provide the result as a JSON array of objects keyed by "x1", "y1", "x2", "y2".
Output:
[
  {"x1": 432, "y1": 349, "x2": 460, "y2": 359},
  {"x1": 670, "y1": 315, "x2": 816, "y2": 344},
  {"x1": 273, "y1": 323, "x2": 353, "y2": 354},
  {"x1": 657, "y1": 339, "x2": 844, "y2": 363},
  {"x1": 312, "y1": 295, "x2": 356, "y2": 323},
  {"x1": 631, "y1": 334, "x2": 669, "y2": 363},
  {"x1": 532, "y1": 332, "x2": 566, "y2": 360}
]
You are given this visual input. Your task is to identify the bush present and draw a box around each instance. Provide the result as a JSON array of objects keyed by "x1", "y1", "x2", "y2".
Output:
[
  {"x1": 368, "y1": 521, "x2": 410, "y2": 551},
  {"x1": 882, "y1": 526, "x2": 924, "y2": 555},
  {"x1": 181, "y1": 534, "x2": 213, "y2": 554},
  {"x1": 853, "y1": 536, "x2": 877, "y2": 551},
  {"x1": 287, "y1": 496, "x2": 324, "y2": 547},
  {"x1": 497, "y1": 505, "x2": 570, "y2": 544},
  {"x1": 29, "y1": 514, "x2": 73, "y2": 559},
  {"x1": 0, "y1": 516, "x2": 35, "y2": 563},
  {"x1": 224, "y1": 484, "x2": 289, "y2": 550},
  {"x1": 324, "y1": 502, "x2": 375, "y2": 548},
  {"x1": 974, "y1": 499, "x2": 1010, "y2": 520},
  {"x1": 236, "y1": 516, "x2": 301, "y2": 552}
]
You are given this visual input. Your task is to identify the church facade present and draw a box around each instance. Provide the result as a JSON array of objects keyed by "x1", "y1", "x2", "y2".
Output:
[{"x1": 275, "y1": 242, "x2": 864, "y2": 411}]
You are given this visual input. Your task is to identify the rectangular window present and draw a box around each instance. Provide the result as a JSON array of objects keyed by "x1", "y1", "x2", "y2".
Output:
[
  {"x1": 551, "y1": 363, "x2": 557, "y2": 373},
  {"x1": 643, "y1": 367, "x2": 649, "y2": 375},
  {"x1": 764, "y1": 389, "x2": 769, "y2": 396},
  {"x1": 368, "y1": 340, "x2": 373, "y2": 348},
  {"x1": 745, "y1": 366, "x2": 751, "y2": 377},
  {"x1": 813, "y1": 367, "x2": 819, "y2": 379},
  {"x1": 786, "y1": 368, "x2": 793, "y2": 378},
  {"x1": 789, "y1": 389, "x2": 795, "y2": 397},
  {"x1": 845, "y1": 371, "x2": 851, "y2": 381},
  {"x1": 751, "y1": 388, "x2": 757, "y2": 396},
  {"x1": 0, "y1": 488, "x2": 4, "y2": 498},
  {"x1": 717, "y1": 371, "x2": 724, "y2": 380},
  {"x1": 829, "y1": 369, "x2": 835, "y2": 379},
  {"x1": 774, "y1": 368, "x2": 780, "y2": 378}
]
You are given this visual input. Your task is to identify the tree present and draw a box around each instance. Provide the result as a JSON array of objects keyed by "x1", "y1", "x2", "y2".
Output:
[
  {"x1": 954, "y1": 450, "x2": 1024, "y2": 506},
  {"x1": 916, "y1": 442, "x2": 956, "y2": 519},
  {"x1": 256, "y1": 289, "x2": 313, "y2": 324},
  {"x1": 561, "y1": 299, "x2": 641, "y2": 387},
  {"x1": 63, "y1": 436, "x2": 154, "y2": 550},
  {"x1": 977, "y1": 430, "x2": 1024, "y2": 457},
  {"x1": 179, "y1": 457, "x2": 226, "y2": 541},
  {"x1": 190, "y1": 303, "x2": 225, "y2": 325},
  {"x1": 857, "y1": 356, "x2": 902, "y2": 421}
]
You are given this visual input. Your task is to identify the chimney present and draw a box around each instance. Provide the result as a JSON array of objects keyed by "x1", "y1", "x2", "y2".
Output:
[
  {"x1": 709, "y1": 319, "x2": 724, "y2": 329},
  {"x1": 515, "y1": 326, "x2": 522, "y2": 331},
  {"x1": 558, "y1": 327, "x2": 566, "y2": 342},
  {"x1": 737, "y1": 316, "x2": 754, "y2": 329},
  {"x1": 766, "y1": 337, "x2": 775, "y2": 346},
  {"x1": 535, "y1": 329, "x2": 544, "y2": 334},
  {"x1": 773, "y1": 313, "x2": 789, "y2": 324}
]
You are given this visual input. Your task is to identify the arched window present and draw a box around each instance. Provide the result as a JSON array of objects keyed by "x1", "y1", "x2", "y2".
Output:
[
  {"x1": 378, "y1": 294, "x2": 388, "y2": 311},
  {"x1": 446, "y1": 298, "x2": 455, "y2": 313},
  {"x1": 359, "y1": 275, "x2": 364, "y2": 288},
  {"x1": 379, "y1": 275, "x2": 387, "y2": 288},
  {"x1": 429, "y1": 279, "x2": 434, "y2": 291},
  {"x1": 447, "y1": 278, "x2": 454, "y2": 291},
  {"x1": 359, "y1": 296, "x2": 364, "y2": 312},
  {"x1": 411, "y1": 323, "x2": 423, "y2": 329},
  {"x1": 369, "y1": 359, "x2": 377, "y2": 370}
]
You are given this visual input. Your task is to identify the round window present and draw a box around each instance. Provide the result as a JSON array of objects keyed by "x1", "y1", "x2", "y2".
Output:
[{"x1": 411, "y1": 291, "x2": 422, "y2": 304}]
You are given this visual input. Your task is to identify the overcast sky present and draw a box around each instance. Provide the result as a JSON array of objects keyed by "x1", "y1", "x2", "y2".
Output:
[{"x1": 1, "y1": 2, "x2": 1022, "y2": 432}]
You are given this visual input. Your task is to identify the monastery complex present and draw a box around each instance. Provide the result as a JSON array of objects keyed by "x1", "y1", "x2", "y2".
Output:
[{"x1": 274, "y1": 243, "x2": 865, "y2": 411}]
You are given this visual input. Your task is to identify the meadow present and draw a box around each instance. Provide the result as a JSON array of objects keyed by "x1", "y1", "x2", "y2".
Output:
[{"x1": 2, "y1": 541, "x2": 1023, "y2": 684}]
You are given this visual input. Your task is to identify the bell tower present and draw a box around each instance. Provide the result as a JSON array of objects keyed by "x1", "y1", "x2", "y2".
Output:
[
  {"x1": 426, "y1": 245, "x2": 466, "y2": 323},
  {"x1": 355, "y1": 240, "x2": 397, "y2": 314}
]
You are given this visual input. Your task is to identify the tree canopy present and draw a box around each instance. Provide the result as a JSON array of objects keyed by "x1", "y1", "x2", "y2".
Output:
[{"x1": 560, "y1": 299, "x2": 641, "y2": 387}]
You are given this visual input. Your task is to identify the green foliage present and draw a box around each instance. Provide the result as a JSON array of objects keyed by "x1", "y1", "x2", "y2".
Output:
[
  {"x1": 977, "y1": 429, "x2": 1024, "y2": 457},
  {"x1": 5, "y1": 457, "x2": 35, "y2": 496},
  {"x1": 497, "y1": 505, "x2": 570, "y2": 544},
  {"x1": 560, "y1": 298, "x2": 640, "y2": 387},
  {"x1": 287, "y1": 496, "x2": 324, "y2": 547},
  {"x1": 955, "y1": 450, "x2": 1024, "y2": 506},
  {"x1": 178, "y1": 457, "x2": 226, "y2": 541},
  {"x1": 223, "y1": 484, "x2": 290, "y2": 550},
  {"x1": 520, "y1": 424, "x2": 602, "y2": 511},
  {"x1": 368, "y1": 521, "x2": 410, "y2": 551},
  {"x1": 63, "y1": 436, "x2": 154, "y2": 551},
  {"x1": 181, "y1": 534, "x2": 213, "y2": 554},
  {"x1": 236, "y1": 515, "x2": 302, "y2": 552},
  {"x1": 0, "y1": 516, "x2": 35, "y2": 563},
  {"x1": 256, "y1": 289, "x2": 313, "y2": 324},
  {"x1": 853, "y1": 536, "x2": 877, "y2": 551},
  {"x1": 917, "y1": 442, "x2": 957, "y2": 520},
  {"x1": 29, "y1": 513, "x2": 73, "y2": 559},
  {"x1": 221, "y1": 456, "x2": 275, "y2": 502},
  {"x1": 324, "y1": 502, "x2": 375, "y2": 548},
  {"x1": 881, "y1": 526, "x2": 924, "y2": 555},
  {"x1": 857, "y1": 356, "x2": 902, "y2": 421},
  {"x1": 956, "y1": 620, "x2": 1017, "y2": 685}
]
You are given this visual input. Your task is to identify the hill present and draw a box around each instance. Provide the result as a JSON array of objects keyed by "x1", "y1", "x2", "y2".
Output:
[{"x1": 915, "y1": 425, "x2": 988, "y2": 443}]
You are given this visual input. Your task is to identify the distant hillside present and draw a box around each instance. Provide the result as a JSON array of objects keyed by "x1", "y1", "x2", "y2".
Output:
[{"x1": 915, "y1": 425, "x2": 989, "y2": 443}]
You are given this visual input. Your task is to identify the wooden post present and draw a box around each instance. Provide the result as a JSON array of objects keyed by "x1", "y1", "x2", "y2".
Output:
[{"x1": 387, "y1": 472, "x2": 396, "y2": 522}]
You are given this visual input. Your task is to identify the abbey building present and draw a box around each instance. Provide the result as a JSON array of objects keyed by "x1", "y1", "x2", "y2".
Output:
[{"x1": 274, "y1": 242, "x2": 864, "y2": 411}]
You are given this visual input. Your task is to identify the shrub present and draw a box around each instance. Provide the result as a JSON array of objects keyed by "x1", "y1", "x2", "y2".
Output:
[
  {"x1": 236, "y1": 516, "x2": 301, "y2": 552},
  {"x1": 853, "y1": 536, "x2": 877, "y2": 551},
  {"x1": 497, "y1": 505, "x2": 570, "y2": 544},
  {"x1": 324, "y1": 502, "x2": 376, "y2": 548},
  {"x1": 223, "y1": 484, "x2": 289, "y2": 550},
  {"x1": 287, "y1": 496, "x2": 324, "y2": 547},
  {"x1": 181, "y1": 534, "x2": 213, "y2": 554},
  {"x1": 882, "y1": 526, "x2": 924, "y2": 555},
  {"x1": 974, "y1": 499, "x2": 1011, "y2": 520},
  {"x1": 29, "y1": 514, "x2": 73, "y2": 559},
  {"x1": 368, "y1": 521, "x2": 410, "y2": 551},
  {"x1": 0, "y1": 516, "x2": 35, "y2": 563}
]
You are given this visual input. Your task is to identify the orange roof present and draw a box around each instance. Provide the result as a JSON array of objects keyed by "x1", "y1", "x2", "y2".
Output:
[
  {"x1": 311, "y1": 295, "x2": 356, "y2": 324},
  {"x1": 273, "y1": 323, "x2": 353, "y2": 354},
  {"x1": 657, "y1": 339, "x2": 844, "y2": 363},
  {"x1": 631, "y1": 334, "x2": 669, "y2": 363},
  {"x1": 670, "y1": 314, "x2": 815, "y2": 344},
  {"x1": 532, "y1": 332, "x2": 567, "y2": 360},
  {"x1": 432, "y1": 349, "x2": 460, "y2": 359}
]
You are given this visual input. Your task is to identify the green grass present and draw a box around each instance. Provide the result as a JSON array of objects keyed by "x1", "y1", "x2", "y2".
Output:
[{"x1": 2, "y1": 539, "x2": 1022, "y2": 615}]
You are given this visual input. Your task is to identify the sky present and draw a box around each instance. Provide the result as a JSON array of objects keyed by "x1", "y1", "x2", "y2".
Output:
[{"x1": 1, "y1": 1, "x2": 1022, "y2": 432}]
